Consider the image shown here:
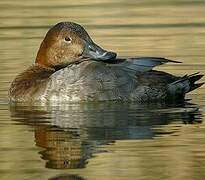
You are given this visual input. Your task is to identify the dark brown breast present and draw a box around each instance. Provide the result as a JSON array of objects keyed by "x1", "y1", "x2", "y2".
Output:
[{"x1": 9, "y1": 64, "x2": 55, "y2": 101}]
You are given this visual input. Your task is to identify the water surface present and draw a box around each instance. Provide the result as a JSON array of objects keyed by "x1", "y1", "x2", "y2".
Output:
[{"x1": 0, "y1": 0, "x2": 205, "y2": 180}]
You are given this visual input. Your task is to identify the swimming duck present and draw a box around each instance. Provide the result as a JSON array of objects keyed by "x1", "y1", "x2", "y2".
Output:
[{"x1": 9, "y1": 22, "x2": 204, "y2": 102}]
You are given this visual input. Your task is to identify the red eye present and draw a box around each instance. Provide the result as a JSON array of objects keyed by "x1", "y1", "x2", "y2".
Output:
[{"x1": 65, "y1": 37, "x2": 72, "y2": 42}]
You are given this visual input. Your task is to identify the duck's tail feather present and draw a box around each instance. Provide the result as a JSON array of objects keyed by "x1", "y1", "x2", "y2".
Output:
[
  {"x1": 188, "y1": 73, "x2": 204, "y2": 92},
  {"x1": 190, "y1": 82, "x2": 204, "y2": 92},
  {"x1": 168, "y1": 72, "x2": 204, "y2": 96}
]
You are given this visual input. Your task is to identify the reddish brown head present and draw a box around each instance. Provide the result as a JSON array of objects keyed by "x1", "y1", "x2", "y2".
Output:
[{"x1": 35, "y1": 22, "x2": 116, "y2": 69}]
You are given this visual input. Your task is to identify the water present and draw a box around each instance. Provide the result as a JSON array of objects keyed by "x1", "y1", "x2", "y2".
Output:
[{"x1": 0, "y1": 0, "x2": 205, "y2": 179}]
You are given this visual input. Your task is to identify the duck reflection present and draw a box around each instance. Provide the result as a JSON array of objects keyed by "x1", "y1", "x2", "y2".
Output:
[
  {"x1": 48, "y1": 174, "x2": 85, "y2": 180},
  {"x1": 35, "y1": 126, "x2": 91, "y2": 169},
  {"x1": 9, "y1": 102, "x2": 202, "y2": 169}
]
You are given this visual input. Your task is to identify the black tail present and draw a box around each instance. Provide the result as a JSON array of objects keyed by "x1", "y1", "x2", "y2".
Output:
[
  {"x1": 168, "y1": 72, "x2": 204, "y2": 96},
  {"x1": 187, "y1": 72, "x2": 204, "y2": 92}
]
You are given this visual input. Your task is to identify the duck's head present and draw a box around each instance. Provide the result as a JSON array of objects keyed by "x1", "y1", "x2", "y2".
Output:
[{"x1": 35, "y1": 22, "x2": 116, "y2": 69}]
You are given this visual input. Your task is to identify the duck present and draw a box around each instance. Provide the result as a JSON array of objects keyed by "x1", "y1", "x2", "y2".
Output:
[{"x1": 9, "y1": 22, "x2": 204, "y2": 103}]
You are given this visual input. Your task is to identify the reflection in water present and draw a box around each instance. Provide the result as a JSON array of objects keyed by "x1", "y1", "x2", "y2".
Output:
[
  {"x1": 10, "y1": 102, "x2": 202, "y2": 170},
  {"x1": 48, "y1": 174, "x2": 85, "y2": 180},
  {"x1": 36, "y1": 126, "x2": 91, "y2": 169}
]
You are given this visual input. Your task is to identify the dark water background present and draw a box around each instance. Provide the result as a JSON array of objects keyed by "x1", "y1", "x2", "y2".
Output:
[{"x1": 0, "y1": 0, "x2": 205, "y2": 180}]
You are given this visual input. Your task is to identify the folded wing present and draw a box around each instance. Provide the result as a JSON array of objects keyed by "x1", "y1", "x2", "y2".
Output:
[{"x1": 110, "y1": 57, "x2": 181, "y2": 74}]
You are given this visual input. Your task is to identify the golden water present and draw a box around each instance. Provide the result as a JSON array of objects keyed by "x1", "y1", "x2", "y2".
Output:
[{"x1": 0, "y1": 0, "x2": 205, "y2": 180}]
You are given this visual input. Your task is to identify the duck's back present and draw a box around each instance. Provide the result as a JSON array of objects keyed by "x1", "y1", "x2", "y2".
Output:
[
  {"x1": 44, "y1": 59, "x2": 203, "y2": 102},
  {"x1": 44, "y1": 61, "x2": 137, "y2": 101}
]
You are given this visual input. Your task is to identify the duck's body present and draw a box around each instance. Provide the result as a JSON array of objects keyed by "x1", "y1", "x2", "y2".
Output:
[
  {"x1": 43, "y1": 59, "x2": 187, "y2": 102},
  {"x1": 9, "y1": 22, "x2": 204, "y2": 103},
  {"x1": 9, "y1": 57, "x2": 203, "y2": 103}
]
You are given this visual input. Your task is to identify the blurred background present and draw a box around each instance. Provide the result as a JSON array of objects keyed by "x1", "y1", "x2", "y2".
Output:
[{"x1": 0, "y1": 0, "x2": 205, "y2": 180}]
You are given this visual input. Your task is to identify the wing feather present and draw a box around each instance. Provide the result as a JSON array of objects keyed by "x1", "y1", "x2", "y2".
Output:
[{"x1": 110, "y1": 57, "x2": 181, "y2": 74}]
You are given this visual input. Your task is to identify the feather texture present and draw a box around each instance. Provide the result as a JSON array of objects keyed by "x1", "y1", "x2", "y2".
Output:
[{"x1": 109, "y1": 57, "x2": 181, "y2": 75}]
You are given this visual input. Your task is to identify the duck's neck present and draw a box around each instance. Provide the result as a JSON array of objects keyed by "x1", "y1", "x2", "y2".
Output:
[
  {"x1": 35, "y1": 54, "x2": 68, "y2": 72},
  {"x1": 35, "y1": 57, "x2": 54, "y2": 70},
  {"x1": 35, "y1": 61, "x2": 68, "y2": 72},
  {"x1": 35, "y1": 40, "x2": 50, "y2": 67}
]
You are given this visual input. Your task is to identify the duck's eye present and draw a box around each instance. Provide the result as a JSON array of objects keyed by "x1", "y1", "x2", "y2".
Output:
[{"x1": 64, "y1": 37, "x2": 72, "y2": 42}]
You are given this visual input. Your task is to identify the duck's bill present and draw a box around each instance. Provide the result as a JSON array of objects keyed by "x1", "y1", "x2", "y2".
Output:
[{"x1": 82, "y1": 41, "x2": 117, "y2": 61}]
